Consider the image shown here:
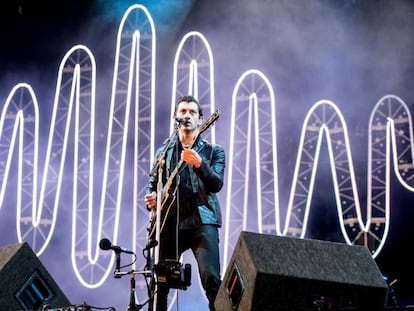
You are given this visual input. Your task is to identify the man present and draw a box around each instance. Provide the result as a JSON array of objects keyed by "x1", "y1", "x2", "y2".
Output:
[{"x1": 144, "y1": 95, "x2": 225, "y2": 310}]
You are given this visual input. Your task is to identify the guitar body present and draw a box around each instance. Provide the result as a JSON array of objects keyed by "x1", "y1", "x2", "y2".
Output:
[{"x1": 147, "y1": 182, "x2": 178, "y2": 240}]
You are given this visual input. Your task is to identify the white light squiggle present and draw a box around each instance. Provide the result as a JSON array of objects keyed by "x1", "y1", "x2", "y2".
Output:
[
  {"x1": 284, "y1": 100, "x2": 365, "y2": 241},
  {"x1": 224, "y1": 69, "x2": 278, "y2": 269},
  {"x1": 170, "y1": 31, "x2": 216, "y2": 142},
  {"x1": 0, "y1": 83, "x2": 39, "y2": 242},
  {"x1": 365, "y1": 95, "x2": 414, "y2": 257},
  {"x1": 0, "y1": 4, "x2": 156, "y2": 290},
  {"x1": 166, "y1": 30, "x2": 217, "y2": 308},
  {"x1": 72, "y1": 4, "x2": 156, "y2": 288},
  {"x1": 1, "y1": 4, "x2": 414, "y2": 298}
]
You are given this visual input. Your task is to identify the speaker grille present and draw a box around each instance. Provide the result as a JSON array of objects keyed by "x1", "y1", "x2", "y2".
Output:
[
  {"x1": 0, "y1": 242, "x2": 71, "y2": 310},
  {"x1": 215, "y1": 231, "x2": 388, "y2": 311}
]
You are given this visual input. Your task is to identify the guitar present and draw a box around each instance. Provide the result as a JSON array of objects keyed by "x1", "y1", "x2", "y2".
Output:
[{"x1": 147, "y1": 108, "x2": 221, "y2": 240}]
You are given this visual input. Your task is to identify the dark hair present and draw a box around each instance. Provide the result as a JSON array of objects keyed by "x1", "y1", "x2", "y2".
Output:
[{"x1": 174, "y1": 95, "x2": 203, "y2": 117}]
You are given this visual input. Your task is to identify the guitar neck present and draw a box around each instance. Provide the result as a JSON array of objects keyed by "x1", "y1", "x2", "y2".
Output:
[
  {"x1": 163, "y1": 159, "x2": 182, "y2": 193},
  {"x1": 161, "y1": 109, "x2": 220, "y2": 198},
  {"x1": 162, "y1": 129, "x2": 199, "y2": 193}
]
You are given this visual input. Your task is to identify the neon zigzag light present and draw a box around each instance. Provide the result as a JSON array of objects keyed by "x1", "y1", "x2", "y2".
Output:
[
  {"x1": 0, "y1": 4, "x2": 157, "y2": 289},
  {"x1": 170, "y1": 31, "x2": 216, "y2": 142},
  {"x1": 223, "y1": 70, "x2": 414, "y2": 267},
  {"x1": 1, "y1": 4, "x2": 414, "y2": 291}
]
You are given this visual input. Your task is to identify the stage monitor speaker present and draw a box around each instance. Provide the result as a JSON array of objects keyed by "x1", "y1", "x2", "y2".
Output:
[
  {"x1": 215, "y1": 231, "x2": 388, "y2": 311},
  {"x1": 0, "y1": 242, "x2": 71, "y2": 310}
]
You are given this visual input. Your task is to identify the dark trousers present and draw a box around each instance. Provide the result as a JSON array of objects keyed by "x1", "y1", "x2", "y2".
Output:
[{"x1": 153, "y1": 224, "x2": 221, "y2": 311}]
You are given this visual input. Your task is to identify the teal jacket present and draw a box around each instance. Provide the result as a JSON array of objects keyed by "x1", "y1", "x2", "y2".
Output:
[{"x1": 146, "y1": 136, "x2": 225, "y2": 227}]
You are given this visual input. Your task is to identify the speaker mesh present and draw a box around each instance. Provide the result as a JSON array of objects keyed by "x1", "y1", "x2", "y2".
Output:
[
  {"x1": 215, "y1": 231, "x2": 388, "y2": 311},
  {"x1": 0, "y1": 242, "x2": 71, "y2": 310}
]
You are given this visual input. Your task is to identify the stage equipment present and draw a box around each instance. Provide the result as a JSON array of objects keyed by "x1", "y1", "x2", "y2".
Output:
[
  {"x1": 214, "y1": 231, "x2": 388, "y2": 311},
  {"x1": 0, "y1": 242, "x2": 71, "y2": 310},
  {"x1": 154, "y1": 259, "x2": 191, "y2": 290}
]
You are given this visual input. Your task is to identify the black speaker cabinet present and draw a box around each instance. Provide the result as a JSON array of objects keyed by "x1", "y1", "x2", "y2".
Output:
[
  {"x1": 215, "y1": 231, "x2": 388, "y2": 311},
  {"x1": 0, "y1": 242, "x2": 71, "y2": 310}
]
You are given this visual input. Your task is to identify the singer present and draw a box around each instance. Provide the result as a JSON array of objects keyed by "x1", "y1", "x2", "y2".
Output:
[{"x1": 144, "y1": 95, "x2": 225, "y2": 311}]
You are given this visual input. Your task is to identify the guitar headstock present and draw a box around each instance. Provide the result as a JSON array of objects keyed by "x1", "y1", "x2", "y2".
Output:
[{"x1": 199, "y1": 108, "x2": 221, "y2": 134}]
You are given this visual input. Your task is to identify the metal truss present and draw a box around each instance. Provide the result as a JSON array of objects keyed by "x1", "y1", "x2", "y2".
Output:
[
  {"x1": 363, "y1": 95, "x2": 414, "y2": 256},
  {"x1": 283, "y1": 101, "x2": 363, "y2": 241},
  {"x1": 2, "y1": 3, "x2": 414, "y2": 298},
  {"x1": 0, "y1": 4, "x2": 156, "y2": 288},
  {"x1": 223, "y1": 70, "x2": 279, "y2": 267},
  {"x1": 71, "y1": 4, "x2": 156, "y2": 288},
  {"x1": 0, "y1": 84, "x2": 40, "y2": 248},
  {"x1": 171, "y1": 31, "x2": 216, "y2": 143}
]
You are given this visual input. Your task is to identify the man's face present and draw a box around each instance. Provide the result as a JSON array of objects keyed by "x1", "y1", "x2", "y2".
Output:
[{"x1": 175, "y1": 101, "x2": 201, "y2": 130}]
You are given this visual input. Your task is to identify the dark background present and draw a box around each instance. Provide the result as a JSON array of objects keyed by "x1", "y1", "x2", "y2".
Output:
[{"x1": 0, "y1": 0, "x2": 413, "y2": 309}]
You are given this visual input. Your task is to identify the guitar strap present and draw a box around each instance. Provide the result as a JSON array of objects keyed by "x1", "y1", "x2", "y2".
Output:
[{"x1": 165, "y1": 144, "x2": 174, "y2": 179}]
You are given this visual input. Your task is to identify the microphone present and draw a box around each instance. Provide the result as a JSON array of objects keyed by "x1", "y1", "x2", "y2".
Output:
[
  {"x1": 175, "y1": 117, "x2": 187, "y2": 124},
  {"x1": 144, "y1": 239, "x2": 158, "y2": 251},
  {"x1": 99, "y1": 238, "x2": 134, "y2": 254}
]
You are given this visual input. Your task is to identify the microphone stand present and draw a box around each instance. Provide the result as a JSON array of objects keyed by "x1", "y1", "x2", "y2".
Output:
[
  {"x1": 148, "y1": 124, "x2": 180, "y2": 311},
  {"x1": 114, "y1": 250, "x2": 121, "y2": 278},
  {"x1": 114, "y1": 269, "x2": 152, "y2": 311},
  {"x1": 145, "y1": 247, "x2": 154, "y2": 311},
  {"x1": 103, "y1": 240, "x2": 156, "y2": 310},
  {"x1": 128, "y1": 272, "x2": 139, "y2": 311}
]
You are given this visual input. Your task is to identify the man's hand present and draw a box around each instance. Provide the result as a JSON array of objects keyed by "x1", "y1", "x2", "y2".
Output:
[
  {"x1": 182, "y1": 149, "x2": 203, "y2": 168},
  {"x1": 144, "y1": 191, "x2": 157, "y2": 209}
]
